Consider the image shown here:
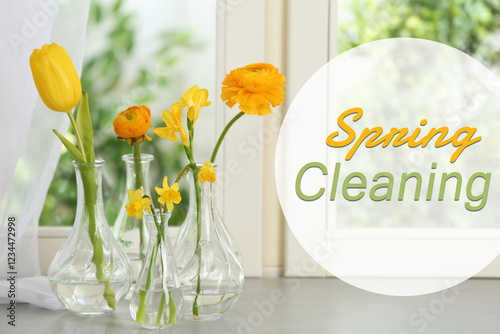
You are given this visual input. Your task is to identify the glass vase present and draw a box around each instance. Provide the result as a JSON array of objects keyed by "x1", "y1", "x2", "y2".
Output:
[
  {"x1": 176, "y1": 168, "x2": 242, "y2": 261},
  {"x1": 129, "y1": 211, "x2": 183, "y2": 329},
  {"x1": 113, "y1": 154, "x2": 154, "y2": 261},
  {"x1": 175, "y1": 167, "x2": 244, "y2": 321},
  {"x1": 48, "y1": 160, "x2": 133, "y2": 316}
]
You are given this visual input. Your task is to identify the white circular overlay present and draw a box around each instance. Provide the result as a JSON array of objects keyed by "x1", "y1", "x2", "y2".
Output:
[{"x1": 276, "y1": 38, "x2": 500, "y2": 296}]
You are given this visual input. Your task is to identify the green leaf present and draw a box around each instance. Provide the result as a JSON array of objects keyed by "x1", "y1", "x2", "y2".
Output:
[
  {"x1": 76, "y1": 92, "x2": 95, "y2": 163},
  {"x1": 113, "y1": 0, "x2": 124, "y2": 13},
  {"x1": 53, "y1": 129, "x2": 85, "y2": 163}
]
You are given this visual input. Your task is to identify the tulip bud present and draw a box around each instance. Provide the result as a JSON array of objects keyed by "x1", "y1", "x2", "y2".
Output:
[{"x1": 30, "y1": 43, "x2": 82, "y2": 112}]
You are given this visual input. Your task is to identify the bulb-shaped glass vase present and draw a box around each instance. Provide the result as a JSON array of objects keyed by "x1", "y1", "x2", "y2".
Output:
[
  {"x1": 175, "y1": 167, "x2": 242, "y2": 261},
  {"x1": 129, "y1": 211, "x2": 183, "y2": 329},
  {"x1": 175, "y1": 168, "x2": 244, "y2": 321},
  {"x1": 48, "y1": 160, "x2": 133, "y2": 316}
]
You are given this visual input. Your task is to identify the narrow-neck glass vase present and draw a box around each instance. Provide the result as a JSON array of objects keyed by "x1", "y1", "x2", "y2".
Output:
[
  {"x1": 175, "y1": 169, "x2": 244, "y2": 321},
  {"x1": 176, "y1": 168, "x2": 242, "y2": 261},
  {"x1": 130, "y1": 212, "x2": 183, "y2": 329},
  {"x1": 113, "y1": 154, "x2": 153, "y2": 261},
  {"x1": 48, "y1": 160, "x2": 133, "y2": 316}
]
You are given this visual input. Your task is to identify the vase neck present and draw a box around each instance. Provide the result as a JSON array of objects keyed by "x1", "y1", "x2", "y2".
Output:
[
  {"x1": 186, "y1": 170, "x2": 216, "y2": 214},
  {"x1": 184, "y1": 170, "x2": 218, "y2": 247},
  {"x1": 122, "y1": 153, "x2": 153, "y2": 193},
  {"x1": 143, "y1": 212, "x2": 174, "y2": 264},
  {"x1": 73, "y1": 160, "x2": 107, "y2": 229},
  {"x1": 144, "y1": 213, "x2": 170, "y2": 239}
]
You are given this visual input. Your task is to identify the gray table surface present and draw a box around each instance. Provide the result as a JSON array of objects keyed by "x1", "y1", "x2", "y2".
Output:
[{"x1": 1, "y1": 278, "x2": 499, "y2": 334}]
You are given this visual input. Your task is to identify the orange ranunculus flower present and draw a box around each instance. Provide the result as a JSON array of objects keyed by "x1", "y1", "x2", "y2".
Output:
[
  {"x1": 113, "y1": 105, "x2": 152, "y2": 145},
  {"x1": 221, "y1": 63, "x2": 286, "y2": 116}
]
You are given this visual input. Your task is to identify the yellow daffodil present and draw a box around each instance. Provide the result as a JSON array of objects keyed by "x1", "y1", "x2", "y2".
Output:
[
  {"x1": 153, "y1": 103, "x2": 189, "y2": 146},
  {"x1": 155, "y1": 177, "x2": 182, "y2": 212},
  {"x1": 126, "y1": 189, "x2": 152, "y2": 220},
  {"x1": 198, "y1": 161, "x2": 216, "y2": 184},
  {"x1": 30, "y1": 43, "x2": 82, "y2": 112},
  {"x1": 181, "y1": 85, "x2": 211, "y2": 125}
]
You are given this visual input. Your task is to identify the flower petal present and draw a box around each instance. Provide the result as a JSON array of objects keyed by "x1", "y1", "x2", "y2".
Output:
[{"x1": 127, "y1": 189, "x2": 135, "y2": 203}]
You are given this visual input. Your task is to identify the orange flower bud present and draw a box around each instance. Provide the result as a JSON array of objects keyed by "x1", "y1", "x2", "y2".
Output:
[{"x1": 113, "y1": 105, "x2": 152, "y2": 145}]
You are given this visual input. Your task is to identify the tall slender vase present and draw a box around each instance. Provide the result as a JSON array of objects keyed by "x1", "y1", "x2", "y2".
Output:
[
  {"x1": 129, "y1": 211, "x2": 183, "y2": 329},
  {"x1": 48, "y1": 160, "x2": 133, "y2": 316},
  {"x1": 113, "y1": 154, "x2": 153, "y2": 261},
  {"x1": 174, "y1": 168, "x2": 244, "y2": 321}
]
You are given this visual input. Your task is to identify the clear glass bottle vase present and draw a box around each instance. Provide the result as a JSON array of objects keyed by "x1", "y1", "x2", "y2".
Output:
[
  {"x1": 175, "y1": 168, "x2": 244, "y2": 321},
  {"x1": 129, "y1": 211, "x2": 183, "y2": 329},
  {"x1": 113, "y1": 154, "x2": 153, "y2": 261},
  {"x1": 48, "y1": 160, "x2": 133, "y2": 316},
  {"x1": 176, "y1": 167, "x2": 242, "y2": 261}
]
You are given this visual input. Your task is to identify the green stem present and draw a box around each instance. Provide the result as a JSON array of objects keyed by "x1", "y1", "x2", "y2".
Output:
[
  {"x1": 175, "y1": 164, "x2": 192, "y2": 184},
  {"x1": 80, "y1": 165, "x2": 116, "y2": 309},
  {"x1": 168, "y1": 291, "x2": 176, "y2": 324},
  {"x1": 155, "y1": 224, "x2": 166, "y2": 325},
  {"x1": 210, "y1": 111, "x2": 245, "y2": 162},
  {"x1": 136, "y1": 232, "x2": 160, "y2": 324},
  {"x1": 67, "y1": 111, "x2": 87, "y2": 163},
  {"x1": 137, "y1": 213, "x2": 176, "y2": 326},
  {"x1": 133, "y1": 141, "x2": 144, "y2": 189},
  {"x1": 156, "y1": 292, "x2": 166, "y2": 324},
  {"x1": 132, "y1": 141, "x2": 145, "y2": 257},
  {"x1": 156, "y1": 214, "x2": 175, "y2": 325},
  {"x1": 184, "y1": 114, "x2": 203, "y2": 316},
  {"x1": 192, "y1": 168, "x2": 202, "y2": 316}
]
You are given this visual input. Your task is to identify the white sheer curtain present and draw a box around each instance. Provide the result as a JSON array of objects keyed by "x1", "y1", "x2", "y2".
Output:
[{"x1": 0, "y1": 0, "x2": 90, "y2": 279}]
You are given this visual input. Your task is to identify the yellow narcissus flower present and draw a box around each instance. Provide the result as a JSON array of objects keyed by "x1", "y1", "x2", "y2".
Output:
[
  {"x1": 198, "y1": 161, "x2": 216, "y2": 184},
  {"x1": 155, "y1": 177, "x2": 182, "y2": 212},
  {"x1": 153, "y1": 103, "x2": 189, "y2": 146},
  {"x1": 221, "y1": 63, "x2": 286, "y2": 116},
  {"x1": 113, "y1": 105, "x2": 152, "y2": 145},
  {"x1": 30, "y1": 42, "x2": 82, "y2": 112},
  {"x1": 126, "y1": 189, "x2": 152, "y2": 220},
  {"x1": 181, "y1": 85, "x2": 211, "y2": 125}
]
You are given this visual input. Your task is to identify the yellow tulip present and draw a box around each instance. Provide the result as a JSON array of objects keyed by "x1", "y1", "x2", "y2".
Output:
[{"x1": 30, "y1": 43, "x2": 82, "y2": 112}]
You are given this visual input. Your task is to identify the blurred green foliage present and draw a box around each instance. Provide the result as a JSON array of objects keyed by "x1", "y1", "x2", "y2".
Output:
[
  {"x1": 336, "y1": 0, "x2": 500, "y2": 228},
  {"x1": 338, "y1": 0, "x2": 500, "y2": 69},
  {"x1": 39, "y1": 0, "x2": 202, "y2": 226}
]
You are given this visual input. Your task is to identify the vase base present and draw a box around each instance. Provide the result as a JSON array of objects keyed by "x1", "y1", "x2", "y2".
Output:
[
  {"x1": 183, "y1": 314, "x2": 224, "y2": 321},
  {"x1": 139, "y1": 324, "x2": 174, "y2": 330},
  {"x1": 50, "y1": 280, "x2": 130, "y2": 315},
  {"x1": 68, "y1": 309, "x2": 115, "y2": 317},
  {"x1": 180, "y1": 291, "x2": 241, "y2": 321}
]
